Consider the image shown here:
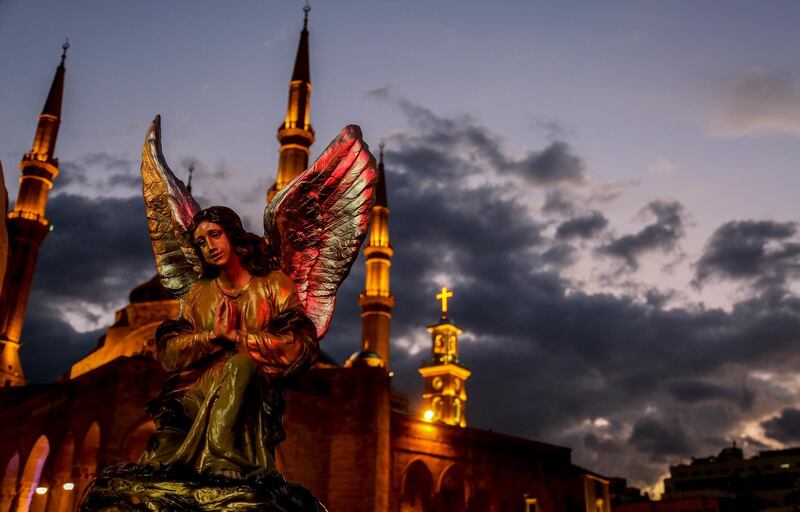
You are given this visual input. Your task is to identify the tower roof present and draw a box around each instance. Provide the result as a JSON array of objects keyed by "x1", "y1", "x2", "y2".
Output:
[
  {"x1": 291, "y1": 5, "x2": 311, "y2": 83},
  {"x1": 42, "y1": 40, "x2": 69, "y2": 118},
  {"x1": 375, "y1": 143, "x2": 388, "y2": 208}
]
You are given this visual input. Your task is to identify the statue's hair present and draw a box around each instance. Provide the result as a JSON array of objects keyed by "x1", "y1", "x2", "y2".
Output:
[{"x1": 188, "y1": 206, "x2": 278, "y2": 278}]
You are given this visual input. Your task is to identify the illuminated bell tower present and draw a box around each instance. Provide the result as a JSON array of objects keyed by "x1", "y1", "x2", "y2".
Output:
[
  {"x1": 268, "y1": 5, "x2": 315, "y2": 201},
  {"x1": 0, "y1": 41, "x2": 69, "y2": 386},
  {"x1": 356, "y1": 144, "x2": 395, "y2": 367},
  {"x1": 419, "y1": 287, "x2": 471, "y2": 427}
]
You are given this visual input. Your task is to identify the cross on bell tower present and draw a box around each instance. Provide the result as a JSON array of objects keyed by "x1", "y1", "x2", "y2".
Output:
[{"x1": 419, "y1": 286, "x2": 471, "y2": 427}]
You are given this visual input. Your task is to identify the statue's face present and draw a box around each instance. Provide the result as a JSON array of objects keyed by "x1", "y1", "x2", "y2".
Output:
[{"x1": 193, "y1": 221, "x2": 234, "y2": 268}]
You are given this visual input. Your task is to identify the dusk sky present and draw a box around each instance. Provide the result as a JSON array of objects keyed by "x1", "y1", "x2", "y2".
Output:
[{"x1": 3, "y1": 0, "x2": 800, "y2": 494}]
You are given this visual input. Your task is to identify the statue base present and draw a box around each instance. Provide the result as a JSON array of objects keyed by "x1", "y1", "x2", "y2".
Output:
[{"x1": 79, "y1": 463, "x2": 327, "y2": 511}]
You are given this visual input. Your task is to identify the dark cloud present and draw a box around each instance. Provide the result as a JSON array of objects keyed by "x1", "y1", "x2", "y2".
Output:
[
  {"x1": 584, "y1": 432, "x2": 622, "y2": 454},
  {"x1": 58, "y1": 152, "x2": 138, "y2": 193},
  {"x1": 377, "y1": 91, "x2": 585, "y2": 186},
  {"x1": 541, "y1": 243, "x2": 577, "y2": 267},
  {"x1": 762, "y1": 408, "x2": 800, "y2": 444},
  {"x1": 628, "y1": 417, "x2": 694, "y2": 459},
  {"x1": 694, "y1": 220, "x2": 800, "y2": 289},
  {"x1": 598, "y1": 201, "x2": 686, "y2": 269},
  {"x1": 666, "y1": 379, "x2": 754, "y2": 409},
  {"x1": 20, "y1": 305, "x2": 104, "y2": 383},
  {"x1": 542, "y1": 190, "x2": 575, "y2": 216},
  {"x1": 515, "y1": 141, "x2": 584, "y2": 185},
  {"x1": 714, "y1": 69, "x2": 800, "y2": 137},
  {"x1": 31, "y1": 193, "x2": 153, "y2": 306},
  {"x1": 556, "y1": 211, "x2": 608, "y2": 240}
]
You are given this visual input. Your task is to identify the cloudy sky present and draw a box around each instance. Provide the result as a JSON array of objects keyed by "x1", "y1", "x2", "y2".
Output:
[{"x1": 3, "y1": 0, "x2": 800, "y2": 494}]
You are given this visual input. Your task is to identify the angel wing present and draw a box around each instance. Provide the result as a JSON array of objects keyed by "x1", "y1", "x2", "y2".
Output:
[
  {"x1": 0, "y1": 161, "x2": 8, "y2": 293},
  {"x1": 141, "y1": 115, "x2": 202, "y2": 297},
  {"x1": 264, "y1": 125, "x2": 378, "y2": 339}
]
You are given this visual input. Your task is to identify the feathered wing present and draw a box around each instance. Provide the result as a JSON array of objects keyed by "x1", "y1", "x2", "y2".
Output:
[
  {"x1": 264, "y1": 125, "x2": 378, "y2": 338},
  {"x1": 141, "y1": 115, "x2": 202, "y2": 297},
  {"x1": 0, "y1": 161, "x2": 7, "y2": 293}
]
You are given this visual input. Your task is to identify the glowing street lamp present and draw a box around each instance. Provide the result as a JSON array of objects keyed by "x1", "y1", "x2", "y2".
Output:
[
  {"x1": 63, "y1": 482, "x2": 75, "y2": 491},
  {"x1": 35, "y1": 486, "x2": 48, "y2": 495},
  {"x1": 423, "y1": 409, "x2": 435, "y2": 422}
]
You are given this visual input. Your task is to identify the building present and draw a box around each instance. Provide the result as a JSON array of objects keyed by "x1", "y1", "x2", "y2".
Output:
[
  {"x1": 662, "y1": 444, "x2": 800, "y2": 510},
  {"x1": 0, "y1": 10, "x2": 611, "y2": 512}
]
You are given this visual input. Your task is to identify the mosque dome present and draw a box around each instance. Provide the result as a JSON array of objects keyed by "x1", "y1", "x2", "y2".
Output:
[
  {"x1": 129, "y1": 275, "x2": 174, "y2": 303},
  {"x1": 344, "y1": 350, "x2": 385, "y2": 369}
]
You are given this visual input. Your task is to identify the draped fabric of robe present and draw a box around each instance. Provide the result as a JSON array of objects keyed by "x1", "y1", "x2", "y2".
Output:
[{"x1": 139, "y1": 270, "x2": 318, "y2": 477}]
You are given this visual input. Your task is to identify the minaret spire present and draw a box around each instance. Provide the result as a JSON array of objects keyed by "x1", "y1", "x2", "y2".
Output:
[
  {"x1": 268, "y1": 5, "x2": 315, "y2": 201},
  {"x1": 0, "y1": 44, "x2": 69, "y2": 386},
  {"x1": 186, "y1": 163, "x2": 194, "y2": 194},
  {"x1": 351, "y1": 142, "x2": 395, "y2": 368}
]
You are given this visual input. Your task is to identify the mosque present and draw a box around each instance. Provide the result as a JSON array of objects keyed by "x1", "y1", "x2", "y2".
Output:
[{"x1": 0, "y1": 9, "x2": 611, "y2": 512}]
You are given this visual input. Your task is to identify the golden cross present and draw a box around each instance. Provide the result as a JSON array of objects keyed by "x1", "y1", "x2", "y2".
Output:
[{"x1": 436, "y1": 286, "x2": 454, "y2": 314}]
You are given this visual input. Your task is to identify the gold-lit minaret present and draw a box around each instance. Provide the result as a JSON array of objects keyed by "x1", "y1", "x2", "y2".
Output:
[
  {"x1": 419, "y1": 287, "x2": 471, "y2": 427},
  {"x1": 267, "y1": 5, "x2": 315, "y2": 201},
  {"x1": 356, "y1": 144, "x2": 395, "y2": 367},
  {"x1": 0, "y1": 42, "x2": 69, "y2": 386}
]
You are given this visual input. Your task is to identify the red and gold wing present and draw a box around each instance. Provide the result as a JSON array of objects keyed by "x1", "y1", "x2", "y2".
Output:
[{"x1": 263, "y1": 125, "x2": 378, "y2": 339}]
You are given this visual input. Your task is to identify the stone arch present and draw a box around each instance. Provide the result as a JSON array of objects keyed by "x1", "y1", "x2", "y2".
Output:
[
  {"x1": 467, "y1": 474, "x2": 495, "y2": 512},
  {"x1": 45, "y1": 432, "x2": 75, "y2": 512},
  {"x1": 400, "y1": 459, "x2": 434, "y2": 512},
  {"x1": 1, "y1": 452, "x2": 20, "y2": 512},
  {"x1": 437, "y1": 463, "x2": 468, "y2": 512},
  {"x1": 74, "y1": 423, "x2": 101, "y2": 504},
  {"x1": 17, "y1": 435, "x2": 49, "y2": 512},
  {"x1": 120, "y1": 418, "x2": 154, "y2": 463}
]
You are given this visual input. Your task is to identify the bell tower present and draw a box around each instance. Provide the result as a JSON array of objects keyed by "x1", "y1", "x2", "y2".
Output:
[
  {"x1": 419, "y1": 287, "x2": 471, "y2": 427},
  {"x1": 0, "y1": 41, "x2": 69, "y2": 386},
  {"x1": 268, "y1": 5, "x2": 315, "y2": 201}
]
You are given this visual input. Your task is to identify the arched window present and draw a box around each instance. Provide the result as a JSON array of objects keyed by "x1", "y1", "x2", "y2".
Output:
[
  {"x1": 46, "y1": 432, "x2": 75, "y2": 512},
  {"x1": 1, "y1": 452, "x2": 20, "y2": 512},
  {"x1": 467, "y1": 476, "x2": 493, "y2": 512},
  {"x1": 438, "y1": 464, "x2": 467, "y2": 512},
  {"x1": 400, "y1": 460, "x2": 433, "y2": 512},
  {"x1": 121, "y1": 420, "x2": 154, "y2": 463},
  {"x1": 74, "y1": 423, "x2": 101, "y2": 502},
  {"x1": 18, "y1": 436, "x2": 49, "y2": 512}
]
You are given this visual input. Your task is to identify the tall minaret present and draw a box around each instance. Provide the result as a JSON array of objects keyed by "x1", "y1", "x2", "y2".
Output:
[
  {"x1": 419, "y1": 287, "x2": 471, "y2": 427},
  {"x1": 0, "y1": 41, "x2": 69, "y2": 387},
  {"x1": 267, "y1": 5, "x2": 315, "y2": 201},
  {"x1": 357, "y1": 143, "x2": 395, "y2": 367}
]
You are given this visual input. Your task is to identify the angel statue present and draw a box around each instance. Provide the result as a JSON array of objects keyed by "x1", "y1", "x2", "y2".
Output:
[{"x1": 80, "y1": 117, "x2": 376, "y2": 511}]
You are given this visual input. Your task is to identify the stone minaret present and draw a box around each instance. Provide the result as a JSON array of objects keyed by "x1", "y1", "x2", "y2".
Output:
[
  {"x1": 357, "y1": 144, "x2": 395, "y2": 368},
  {"x1": 267, "y1": 5, "x2": 315, "y2": 201},
  {"x1": 419, "y1": 287, "x2": 471, "y2": 427},
  {"x1": 0, "y1": 42, "x2": 69, "y2": 386}
]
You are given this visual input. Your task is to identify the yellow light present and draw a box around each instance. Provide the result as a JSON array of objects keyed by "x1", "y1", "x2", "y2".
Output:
[
  {"x1": 423, "y1": 409, "x2": 435, "y2": 422},
  {"x1": 35, "y1": 486, "x2": 48, "y2": 495},
  {"x1": 63, "y1": 482, "x2": 75, "y2": 491}
]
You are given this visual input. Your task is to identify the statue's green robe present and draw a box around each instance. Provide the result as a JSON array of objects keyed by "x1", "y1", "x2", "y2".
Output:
[{"x1": 139, "y1": 270, "x2": 318, "y2": 477}]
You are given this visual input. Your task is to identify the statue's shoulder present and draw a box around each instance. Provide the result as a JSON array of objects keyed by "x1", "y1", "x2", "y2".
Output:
[
  {"x1": 254, "y1": 270, "x2": 295, "y2": 298},
  {"x1": 183, "y1": 278, "x2": 215, "y2": 302}
]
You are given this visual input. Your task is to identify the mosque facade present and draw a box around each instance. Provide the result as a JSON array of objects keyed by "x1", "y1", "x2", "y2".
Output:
[{"x1": 0, "y1": 11, "x2": 610, "y2": 512}]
